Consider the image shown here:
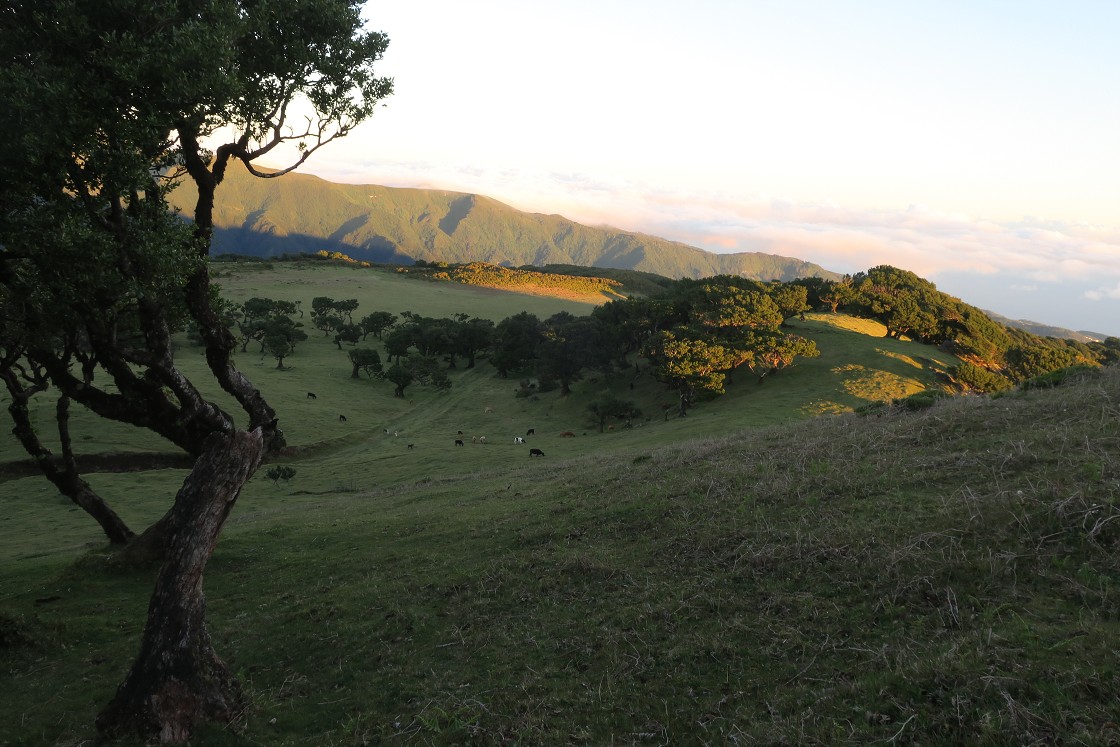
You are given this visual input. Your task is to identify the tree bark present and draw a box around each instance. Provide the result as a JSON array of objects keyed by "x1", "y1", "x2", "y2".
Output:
[{"x1": 96, "y1": 428, "x2": 265, "y2": 743}]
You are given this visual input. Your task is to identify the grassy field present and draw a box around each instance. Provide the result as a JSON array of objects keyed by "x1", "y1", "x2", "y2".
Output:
[{"x1": 4, "y1": 262, "x2": 1117, "y2": 744}]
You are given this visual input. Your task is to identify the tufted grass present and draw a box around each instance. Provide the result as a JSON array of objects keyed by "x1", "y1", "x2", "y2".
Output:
[{"x1": 6, "y1": 264, "x2": 1118, "y2": 744}]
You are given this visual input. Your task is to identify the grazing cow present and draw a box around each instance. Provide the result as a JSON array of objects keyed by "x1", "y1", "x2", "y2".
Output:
[
  {"x1": 471, "y1": 436, "x2": 479, "y2": 443},
  {"x1": 407, "y1": 443, "x2": 414, "y2": 450},
  {"x1": 394, "y1": 431, "x2": 400, "y2": 437},
  {"x1": 526, "y1": 428, "x2": 535, "y2": 436},
  {"x1": 478, "y1": 436, "x2": 487, "y2": 444},
  {"x1": 560, "y1": 430, "x2": 576, "y2": 438},
  {"x1": 339, "y1": 414, "x2": 347, "y2": 422},
  {"x1": 529, "y1": 448, "x2": 545, "y2": 457},
  {"x1": 484, "y1": 406, "x2": 493, "y2": 414},
  {"x1": 514, "y1": 436, "x2": 525, "y2": 444},
  {"x1": 307, "y1": 392, "x2": 317, "y2": 399},
  {"x1": 455, "y1": 439, "x2": 464, "y2": 446}
]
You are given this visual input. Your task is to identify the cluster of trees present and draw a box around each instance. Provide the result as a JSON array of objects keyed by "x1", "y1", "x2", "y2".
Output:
[
  {"x1": 224, "y1": 265, "x2": 1118, "y2": 410},
  {"x1": 234, "y1": 297, "x2": 308, "y2": 368},
  {"x1": 602, "y1": 277, "x2": 819, "y2": 414},
  {"x1": 449, "y1": 277, "x2": 819, "y2": 415},
  {"x1": 791, "y1": 266, "x2": 1119, "y2": 391},
  {"x1": 297, "y1": 299, "x2": 490, "y2": 399},
  {"x1": 0, "y1": 0, "x2": 391, "y2": 740}
]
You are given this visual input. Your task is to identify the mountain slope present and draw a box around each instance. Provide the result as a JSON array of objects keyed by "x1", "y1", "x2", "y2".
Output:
[
  {"x1": 982, "y1": 309, "x2": 1114, "y2": 343},
  {"x1": 171, "y1": 163, "x2": 840, "y2": 282}
]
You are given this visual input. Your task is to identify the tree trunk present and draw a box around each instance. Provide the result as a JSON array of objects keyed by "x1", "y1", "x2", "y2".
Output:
[
  {"x1": 96, "y1": 428, "x2": 265, "y2": 743},
  {"x1": 111, "y1": 510, "x2": 175, "y2": 567}
]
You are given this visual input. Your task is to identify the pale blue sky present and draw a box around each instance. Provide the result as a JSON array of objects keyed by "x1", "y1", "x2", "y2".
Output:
[{"x1": 270, "y1": 1, "x2": 1120, "y2": 334}]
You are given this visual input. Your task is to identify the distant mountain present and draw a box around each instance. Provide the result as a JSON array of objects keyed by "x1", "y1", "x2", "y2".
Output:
[
  {"x1": 171, "y1": 163, "x2": 840, "y2": 283},
  {"x1": 982, "y1": 310, "x2": 1114, "y2": 343}
]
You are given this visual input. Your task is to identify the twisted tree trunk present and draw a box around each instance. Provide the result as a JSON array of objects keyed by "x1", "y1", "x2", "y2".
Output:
[{"x1": 96, "y1": 428, "x2": 265, "y2": 742}]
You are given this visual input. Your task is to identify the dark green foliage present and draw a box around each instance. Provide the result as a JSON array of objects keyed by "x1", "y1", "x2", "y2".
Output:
[
  {"x1": 359, "y1": 310, "x2": 396, "y2": 340},
  {"x1": 642, "y1": 331, "x2": 738, "y2": 415},
  {"x1": 384, "y1": 362, "x2": 414, "y2": 398},
  {"x1": 453, "y1": 316, "x2": 495, "y2": 369},
  {"x1": 587, "y1": 396, "x2": 642, "y2": 431},
  {"x1": 952, "y1": 361, "x2": 1013, "y2": 393},
  {"x1": 615, "y1": 276, "x2": 820, "y2": 413},
  {"x1": 1019, "y1": 364, "x2": 1100, "y2": 390},
  {"x1": 377, "y1": 312, "x2": 494, "y2": 370},
  {"x1": 827, "y1": 265, "x2": 1110, "y2": 385},
  {"x1": 261, "y1": 317, "x2": 308, "y2": 369},
  {"x1": 237, "y1": 297, "x2": 304, "y2": 355},
  {"x1": 264, "y1": 465, "x2": 296, "y2": 486},
  {"x1": 535, "y1": 313, "x2": 613, "y2": 395},
  {"x1": 894, "y1": 389, "x2": 951, "y2": 410},
  {"x1": 384, "y1": 355, "x2": 450, "y2": 398},
  {"x1": 310, "y1": 297, "x2": 359, "y2": 338},
  {"x1": 347, "y1": 348, "x2": 382, "y2": 379},
  {"x1": 491, "y1": 312, "x2": 544, "y2": 377},
  {"x1": 333, "y1": 323, "x2": 362, "y2": 349},
  {"x1": 768, "y1": 281, "x2": 811, "y2": 322}
]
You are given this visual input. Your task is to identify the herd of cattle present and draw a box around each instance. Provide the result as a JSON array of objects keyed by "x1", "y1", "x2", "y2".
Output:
[
  {"x1": 453, "y1": 427, "x2": 548, "y2": 456},
  {"x1": 309, "y1": 392, "x2": 580, "y2": 457}
]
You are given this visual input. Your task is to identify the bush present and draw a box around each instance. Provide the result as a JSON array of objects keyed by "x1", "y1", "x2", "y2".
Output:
[
  {"x1": 952, "y1": 361, "x2": 1013, "y2": 393},
  {"x1": 894, "y1": 389, "x2": 950, "y2": 411},
  {"x1": 265, "y1": 465, "x2": 297, "y2": 487},
  {"x1": 1020, "y1": 365, "x2": 1100, "y2": 391}
]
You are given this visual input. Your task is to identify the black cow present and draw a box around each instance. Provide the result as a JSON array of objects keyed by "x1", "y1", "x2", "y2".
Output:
[
  {"x1": 307, "y1": 392, "x2": 317, "y2": 399},
  {"x1": 407, "y1": 443, "x2": 414, "y2": 450},
  {"x1": 529, "y1": 448, "x2": 545, "y2": 457},
  {"x1": 339, "y1": 414, "x2": 347, "y2": 422},
  {"x1": 526, "y1": 428, "x2": 535, "y2": 436}
]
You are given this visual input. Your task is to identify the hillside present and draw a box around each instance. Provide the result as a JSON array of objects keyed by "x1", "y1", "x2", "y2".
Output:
[
  {"x1": 1, "y1": 261, "x2": 1117, "y2": 743},
  {"x1": 170, "y1": 163, "x2": 840, "y2": 282},
  {"x1": 983, "y1": 309, "x2": 1114, "y2": 343}
]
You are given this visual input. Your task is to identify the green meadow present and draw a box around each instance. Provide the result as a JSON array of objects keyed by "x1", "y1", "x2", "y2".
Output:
[{"x1": 2, "y1": 261, "x2": 1117, "y2": 744}]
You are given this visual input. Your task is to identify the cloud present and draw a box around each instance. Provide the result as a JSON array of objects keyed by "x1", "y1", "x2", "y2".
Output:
[{"x1": 1085, "y1": 282, "x2": 1120, "y2": 301}]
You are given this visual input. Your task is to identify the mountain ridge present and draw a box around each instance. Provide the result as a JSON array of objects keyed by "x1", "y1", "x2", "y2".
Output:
[{"x1": 171, "y1": 163, "x2": 840, "y2": 282}]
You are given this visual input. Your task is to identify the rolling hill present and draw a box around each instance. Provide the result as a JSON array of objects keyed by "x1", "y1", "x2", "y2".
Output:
[
  {"x1": 2, "y1": 261, "x2": 1117, "y2": 744},
  {"x1": 170, "y1": 163, "x2": 840, "y2": 282}
]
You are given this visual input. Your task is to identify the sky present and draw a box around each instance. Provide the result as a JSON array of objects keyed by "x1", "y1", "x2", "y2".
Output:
[{"x1": 272, "y1": 1, "x2": 1120, "y2": 336}]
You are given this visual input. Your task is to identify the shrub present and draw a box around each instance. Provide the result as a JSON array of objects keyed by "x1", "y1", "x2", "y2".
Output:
[
  {"x1": 894, "y1": 389, "x2": 950, "y2": 411},
  {"x1": 952, "y1": 361, "x2": 1013, "y2": 393},
  {"x1": 1020, "y1": 365, "x2": 1100, "y2": 391},
  {"x1": 265, "y1": 465, "x2": 297, "y2": 487}
]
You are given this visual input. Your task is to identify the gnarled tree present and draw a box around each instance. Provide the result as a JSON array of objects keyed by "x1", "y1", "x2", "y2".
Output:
[{"x1": 0, "y1": 0, "x2": 391, "y2": 741}]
